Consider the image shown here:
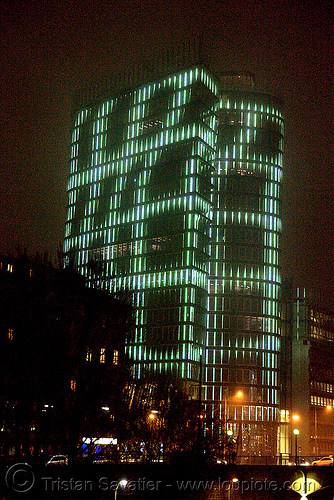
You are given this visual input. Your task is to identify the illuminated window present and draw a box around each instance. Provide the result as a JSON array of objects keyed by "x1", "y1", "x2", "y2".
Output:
[
  {"x1": 70, "y1": 379, "x2": 76, "y2": 391},
  {"x1": 86, "y1": 348, "x2": 92, "y2": 362},
  {"x1": 113, "y1": 350, "x2": 119, "y2": 365},
  {"x1": 100, "y1": 348, "x2": 106, "y2": 364},
  {"x1": 7, "y1": 329, "x2": 13, "y2": 340},
  {"x1": 7, "y1": 264, "x2": 13, "y2": 273}
]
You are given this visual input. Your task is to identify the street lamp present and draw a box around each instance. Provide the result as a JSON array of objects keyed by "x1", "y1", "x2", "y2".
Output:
[
  {"x1": 115, "y1": 479, "x2": 127, "y2": 500},
  {"x1": 222, "y1": 389, "x2": 244, "y2": 463},
  {"x1": 225, "y1": 429, "x2": 234, "y2": 464},
  {"x1": 223, "y1": 389, "x2": 244, "y2": 431},
  {"x1": 223, "y1": 388, "x2": 229, "y2": 435},
  {"x1": 224, "y1": 387, "x2": 244, "y2": 460},
  {"x1": 293, "y1": 429, "x2": 299, "y2": 465},
  {"x1": 291, "y1": 471, "x2": 322, "y2": 499},
  {"x1": 227, "y1": 477, "x2": 238, "y2": 500}
]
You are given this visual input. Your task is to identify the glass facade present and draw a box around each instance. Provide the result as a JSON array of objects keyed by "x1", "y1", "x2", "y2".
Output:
[
  {"x1": 64, "y1": 66, "x2": 284, "y2": 453},
  {"x1": 206, "y1": 82, "x2": 284, "y2": 455},
  {"x1": 65, "y1": 67, "x2": 219, "y2": 397}
]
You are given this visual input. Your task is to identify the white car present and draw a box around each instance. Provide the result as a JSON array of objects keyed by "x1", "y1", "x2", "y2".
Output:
[
  {"x1": 46, "y1": 455, "x2": 68, "y2": 466},
  {"x1": 311, "y1": 455, "x2": 334, "y2": 466}
]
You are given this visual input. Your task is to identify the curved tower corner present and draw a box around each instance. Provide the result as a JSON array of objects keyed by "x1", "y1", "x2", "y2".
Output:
[{"x1": 205, "y1": 73, "x2": 284, "y2": 457}]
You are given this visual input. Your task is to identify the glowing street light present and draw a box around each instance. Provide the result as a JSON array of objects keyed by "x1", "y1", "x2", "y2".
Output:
[
  {"x1": 225, "y1": 429, "x2": 235, "y2": 465},
  {"x1": 291, "y1": 471, "x2": 322, "y2": 499},
  {"x1": 222, "y1": 389, "x2": 244, "y2": 462},
  {"x1": 223, "y1": 390, "x2": 244, "y2": 429},
  {"x1": 293, "y1": 429, "x2": 299, "y2": 465},
  {"x1": 227, "y1": 477, "x2": 239, "y2": 500},
  {"x1": 115, "y1": 479, "x2": 127, "y2": 500},
  {"x1": 148, "y1": 409, "x2": 158, "y2": 420}
]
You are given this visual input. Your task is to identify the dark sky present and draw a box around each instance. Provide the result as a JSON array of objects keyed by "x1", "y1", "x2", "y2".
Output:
[{"x1": 1, "y1": 0, "x2": 333, "y2": 309}]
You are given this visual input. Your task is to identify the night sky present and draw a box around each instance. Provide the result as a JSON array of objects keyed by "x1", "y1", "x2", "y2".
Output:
[{"x1": 1, "y1": 0, "x2": 333, "y2": 309}]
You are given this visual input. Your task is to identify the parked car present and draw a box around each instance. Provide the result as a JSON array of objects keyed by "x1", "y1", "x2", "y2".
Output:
[
  {"x1": 92, "y1": 457, "x2": 111, "y2": 464},
  {"x1": 46, "y1": 455, "x2": 68, "y2": 466},
  {"x1": 311, "y1": 455, "x2": 334, "y2": 466}
]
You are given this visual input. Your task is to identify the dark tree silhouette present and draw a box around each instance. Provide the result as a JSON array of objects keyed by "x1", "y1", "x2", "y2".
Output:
[{"x1": 117, "y1": 375, "x2": 199, "y2": 463}]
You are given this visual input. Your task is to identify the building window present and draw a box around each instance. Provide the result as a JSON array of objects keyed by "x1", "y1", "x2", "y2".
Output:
[
  {"x1": 7, "y1": 329, "x2": 13, "y2": 340},
  {"x1": 113, "y1": 350, "x2": 119, "y2": 365},
  {"x1": 70, "y1": 380, "x2": 76, "y2": 391},
  {"x1": 100, "y1": 348, "x2": 106, "y2": 364},
  {"x1": 86, "y1": 348, "x2": 92, "y2": 362}
]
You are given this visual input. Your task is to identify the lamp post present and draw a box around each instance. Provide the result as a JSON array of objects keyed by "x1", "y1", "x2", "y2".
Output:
[
  {"x1": 223, "y1": 387, "x2": 228, "y2": 435},
  {"x1": 314, "y1": 407, "x2": 318, "y2": 456},
  {"x1": 293, "y1": 429, "x2": 299, "y2": 465},
  {"x1": 227, "y1": 477, "x2": 238, "y2": 500},
  {"x1": 226, "y1": 429, "x2": 234, "y2": 464},
  {"x1": 291, "y1": 414, "x2": 300, "y2": 463},
  {"x1": 196, "y1": 355, "x2": 203, "y2": 455},
  {"x1": 223, "y1": 389, "x2": 244, "y2": 430},
  {"x1": 222, "y1": 389, "x2": 244, "y2": 462},
  {"x1": 115, "y1": 479, "x2": 127, "y2": 500},
  {"x1": 148, "y1": 410, "x2": 159, "y2": 461},
  {"x1": 222, "y1": 387, "x2": 229, "y2": 463}
]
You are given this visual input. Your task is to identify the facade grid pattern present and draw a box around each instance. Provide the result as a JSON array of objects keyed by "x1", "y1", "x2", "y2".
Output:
[{"x1": 64, "y1": 65, "x2": 284, "y2": 455}]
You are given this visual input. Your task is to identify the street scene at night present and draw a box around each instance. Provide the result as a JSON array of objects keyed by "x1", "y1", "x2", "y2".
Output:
[{"x1": 0, "y1": 0, "x2": 333, "y2": 498}]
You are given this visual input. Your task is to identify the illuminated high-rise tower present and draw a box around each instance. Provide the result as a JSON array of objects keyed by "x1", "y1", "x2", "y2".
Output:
[
  {"x1": 205, "y1": 73, "x2": 284, "y2": 456},
  {"x1": 65, "y1": 64, "x2": 219, "y2": 397},
  {"x1": 64, "y1": 59, "x2": 284, "y2": 454}
]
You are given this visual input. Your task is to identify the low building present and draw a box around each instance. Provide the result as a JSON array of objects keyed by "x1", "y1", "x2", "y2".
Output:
[
  {"x1": 0, "y1": 253, "x2": 133, "y2": 460},
  {"x1": 280, "y1": 284, "x2": 334, "y2": 460}
]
